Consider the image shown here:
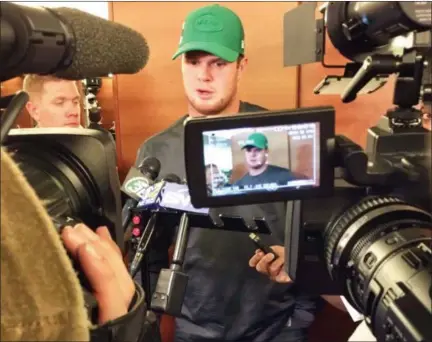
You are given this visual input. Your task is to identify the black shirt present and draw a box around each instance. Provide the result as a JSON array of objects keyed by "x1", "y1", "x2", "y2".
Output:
[
  {"x1": 234, "y1": 165, "x2": 298, "y2": 187},
  {"x1": 135, "y1": 102, "x2": 318, "y2": 342}
]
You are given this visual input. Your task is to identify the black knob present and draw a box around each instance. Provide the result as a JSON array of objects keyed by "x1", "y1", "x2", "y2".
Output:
[{"x1": 342, "y1": 18, "x2": 366, "y2": 41}]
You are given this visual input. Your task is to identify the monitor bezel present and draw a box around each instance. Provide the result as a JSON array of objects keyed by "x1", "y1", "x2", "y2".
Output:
[{"x1": 184, "y1": 106, "x2": 335, "y2": 208}]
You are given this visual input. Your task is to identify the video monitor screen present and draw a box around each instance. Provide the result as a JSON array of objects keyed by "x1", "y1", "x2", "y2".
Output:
[
  {"x1": 184, "y1": 106, "x2": 335, "y2": 208},
  {"x1": 202, "y1": 122, "x2": 320, "y2": 197}
]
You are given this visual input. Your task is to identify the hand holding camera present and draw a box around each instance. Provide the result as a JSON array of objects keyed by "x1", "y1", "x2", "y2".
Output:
[{"x1": 61, "y1": 224, "x2": 135, "y2": 324}]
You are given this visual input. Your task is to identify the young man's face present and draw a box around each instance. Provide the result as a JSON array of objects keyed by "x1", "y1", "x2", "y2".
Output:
[
  {"x1": 244, "y1": 147, "x2": 267, "y2": 169},
  {"x1": 181, "y1": 51, "x2": 246, "y2": 116},
  {"x1": 28, "y1": 80, "x2": 81, "y2": 128}
]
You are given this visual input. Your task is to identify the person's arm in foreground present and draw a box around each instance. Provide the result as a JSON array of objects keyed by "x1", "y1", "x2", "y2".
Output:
[{"x1": 62, "y1": 223, "x2": 162, "y2": 342}]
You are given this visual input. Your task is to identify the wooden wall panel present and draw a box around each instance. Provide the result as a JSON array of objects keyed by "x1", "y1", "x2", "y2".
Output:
[
  {"x1": 0, "y1": 77, "x2": 33, "y2": 128},
  {"x1": 111, "y1": 1, "x2": 299, "y2": 176},
  {"x1": 97, "y1": 77, "x2": 116, "y2": 130}
]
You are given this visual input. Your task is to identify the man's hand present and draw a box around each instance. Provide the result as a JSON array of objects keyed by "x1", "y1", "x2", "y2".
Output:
[
  {"x1": 249, "y1": 245, "x2": 291, "y2": 283},
  {"x1": 61, "y1": 224, "x2": 136, "y2": 324}
]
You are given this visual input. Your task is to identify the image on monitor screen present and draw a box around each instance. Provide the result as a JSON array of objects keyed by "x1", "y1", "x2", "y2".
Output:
[{"x1": 202, "y1": 123, "x2": 321, "y2": 197}]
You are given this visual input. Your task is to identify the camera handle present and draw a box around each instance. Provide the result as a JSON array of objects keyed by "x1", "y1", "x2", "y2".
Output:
[
  {"x1": 329, "y1": 135, "x2": 411, "y2": 188},
  {"x1": 342, "y1": 48, "x2": 426, "y2": 114},
  {"x1": 341, "y1": 54, "x2": 400, "y2": 103}
]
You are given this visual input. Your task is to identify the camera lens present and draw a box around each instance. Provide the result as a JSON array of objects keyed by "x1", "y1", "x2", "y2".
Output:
[
  {"x1": 8, "y1": 140, "x2": 101, "y2": 230},
  {"x1": 323, "y1": 196, "x2": 432, "y2": 336}
]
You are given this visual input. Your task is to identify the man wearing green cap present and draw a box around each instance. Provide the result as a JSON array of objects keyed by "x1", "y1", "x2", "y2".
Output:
[
  {"x1": 172, "y1": 3, "x2": 248, "y2": 117},
  {"x1": 235, "y1": 132, "x2": 298, "y2": 187},
  {"x1": 134, "y1": 4, "x2": 320, "y2": 342}
]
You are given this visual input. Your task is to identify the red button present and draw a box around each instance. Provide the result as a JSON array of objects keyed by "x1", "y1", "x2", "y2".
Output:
[{"x1": 132, "y1": 216, "x2": 141, "y2": 225}]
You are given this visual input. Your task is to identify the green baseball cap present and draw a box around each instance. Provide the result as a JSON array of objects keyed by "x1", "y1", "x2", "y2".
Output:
[
  {"x1": 241, "y1": 132, "x2": 268, "y2": 150},
  {"x1": 172, "y1": 4, "x2": 245, "y2": 62}
]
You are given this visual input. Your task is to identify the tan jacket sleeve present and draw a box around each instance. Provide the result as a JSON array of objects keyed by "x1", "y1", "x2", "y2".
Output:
[{"x1": 1, "y1": 148, "x2": 90, "y2": 341}]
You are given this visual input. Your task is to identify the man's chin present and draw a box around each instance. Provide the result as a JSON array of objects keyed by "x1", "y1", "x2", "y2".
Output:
[{"x1": 189, "y1": 99, "x2": 225, "y2": 116}]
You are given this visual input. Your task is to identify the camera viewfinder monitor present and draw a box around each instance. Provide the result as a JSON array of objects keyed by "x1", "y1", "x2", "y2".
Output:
[{"x1": 184, "y1": 106, "x2": 335, "y2": 208}]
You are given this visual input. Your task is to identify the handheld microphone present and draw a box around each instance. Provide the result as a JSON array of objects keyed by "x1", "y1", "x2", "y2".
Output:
[
  {"x1": 135, "y1": 174, "x2": 191, "y2": 316},
  {"x1": 151, "y1": 212, "x2": 189, "y2": 317},
  {"x1": 129, "y1": 173, "x2": 183, "y2": 277},
  {"x1": 121, "y1": 157, "x2": 161, "y2": 232},
  {"x1": 0, "y1": 2, "x2": 149, "y2": 82},
  {"x1": 134, "y1": 179, "x2": 272, "y2": 234},
  {"x1": 137, "y1": 181, "x2": 209, "y2": 215}
]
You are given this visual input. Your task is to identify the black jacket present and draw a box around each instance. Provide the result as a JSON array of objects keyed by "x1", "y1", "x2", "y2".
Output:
[{"x1": 90, "y1": 282, "x2": 162, "y2": 342}]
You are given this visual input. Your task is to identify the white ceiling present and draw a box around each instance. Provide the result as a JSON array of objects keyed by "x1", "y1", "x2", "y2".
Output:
[{"x1": 12, "y1": 1, "x2": 109, "y2": 20}]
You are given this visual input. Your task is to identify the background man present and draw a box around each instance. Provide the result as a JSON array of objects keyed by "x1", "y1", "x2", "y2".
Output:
[
  {"x1": 135, "y1": 4, "x2": 321, "y2": 342},
  {"x1": 421, "y1": 100, "x2": 431, "y2": 131},
  {"x1": 235, "y1": 132, "x2": 298, "y2": 187},
  {"x1": 23, "y1": 74, "x2": 82, "y2": 128},
  {"x1": 205, "y1": 163, "x2": 227, "y2": 193}
]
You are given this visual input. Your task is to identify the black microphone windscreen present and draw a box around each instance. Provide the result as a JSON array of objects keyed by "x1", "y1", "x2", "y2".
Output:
[
  {"x1": 138, "y1": 157, "x2": 161, "y2": 180},
  {"x1": 50, "y1": 7, "x2": 149, "y2": 80}
]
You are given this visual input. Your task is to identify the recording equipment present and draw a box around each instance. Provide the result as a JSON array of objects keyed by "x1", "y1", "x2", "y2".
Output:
[
  {"x1": 85, "y1": 77, "x2": 102, "y2": 95},
  {"x1": 3, "y1": 127, "x2": 123, "y2": 245},
  {"x1": 129, "y1": 173, "x2": 181, "y2": 278},
  {"x1": 121, "y1": 157, "x2": 161, "y2": 232},
  {"x1": 128, "y1": 174, "x2": 192, "y2": 316},
  {"x1": 130, "y1": 177, "x2": 274, "y2": 316},
  {"x1": 182, "y1": 2, "x2": 431, "y2": 341},
  {"x1": 249, "y1": 232, "x2": 276, "y2": 257},
  {"x1": 184, "y1": 106, "x2": 335, "y2": 208},
  {"x1": 133, "y1": 179, "x2": 272, "y2": 234},
  {"x1": 0, "y1": 2, "x2": 149, "y2": 82},
  {"x1": 130, "y1": 213, "x2": 158, "y2": 278},
  {"x1": 151, "y1": 213, "x2": 189, "y2": 316},
  {"x1": 0, "y1": 5, "x2": 160, "y2": 339},
  {"x1": 283, "y1": 2, "x2": 432, "y2": 104},
  {"x1": 127, "y1": 173, "x2": 182, "y2": 254},
  {"x1": 2, "y1": 126, "x2": 123, "y2": 321}
]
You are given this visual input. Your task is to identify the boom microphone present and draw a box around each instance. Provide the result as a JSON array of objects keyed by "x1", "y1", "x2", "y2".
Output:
[{"x1": 0, "y1": 2, "x2": 149, "y2": 82}]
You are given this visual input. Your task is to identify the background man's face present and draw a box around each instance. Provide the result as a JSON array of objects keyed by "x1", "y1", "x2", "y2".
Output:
[
  {"x1": 32, "y1": 80, "x2": 81, "y2": 128},
  {"x1": 244, "y1": 147, "x2": 267, "y2": 169},
  {"x1": 422, "y1": 102, "x2": 431, "y2": 131},
  {"x1": 206, "y1": 165, "x2": 223, "y2": 185},
  {"x1": 181, "y1": 51, "x2": 244, "y2": 116}
]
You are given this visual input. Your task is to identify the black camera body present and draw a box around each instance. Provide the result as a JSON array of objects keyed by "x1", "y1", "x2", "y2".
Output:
[
  {"x1": 4, "y1": 128, "x2": 123, "y2": 248},
  {"x1": 1, "y1": 127, "x2": 123, "y2": 321},
  {"x1": 185, "y1": 103, "x2": 432, "y2": 342},
  {"x1": 289, "y1": 125, "x2": 431, "y2": 342}
]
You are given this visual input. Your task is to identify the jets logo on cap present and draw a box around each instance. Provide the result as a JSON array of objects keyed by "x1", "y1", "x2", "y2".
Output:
[{"x1": 194, "y1": 14, "x2": 223, "y2": 32}]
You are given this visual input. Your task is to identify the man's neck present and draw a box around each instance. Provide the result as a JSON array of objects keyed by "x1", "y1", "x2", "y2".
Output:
[
  {"x1": 248, "y1": 164, "x2": 268, "y2": 176},
  {"x1": 188, "y1": 99, "x2": 241, "y2": 118}
]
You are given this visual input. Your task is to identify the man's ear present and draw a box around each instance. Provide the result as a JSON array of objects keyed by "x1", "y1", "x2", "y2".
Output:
[
  {"x1": 237, "y1": 56, "x2": 248, "y2": 80},
  {"x1": 25, "y1": 101, "x2": 40, "y2": 122}
]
